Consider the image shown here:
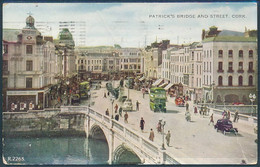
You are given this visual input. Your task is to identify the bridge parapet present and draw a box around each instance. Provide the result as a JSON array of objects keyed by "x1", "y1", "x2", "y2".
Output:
[{"x1": 61, "y1": 105, "x2": 180, "y2": 164}]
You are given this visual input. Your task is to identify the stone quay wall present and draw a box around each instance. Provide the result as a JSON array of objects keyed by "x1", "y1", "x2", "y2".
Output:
[{"x1": 2, "y1": 109, "x2": 86, "y2": 138}]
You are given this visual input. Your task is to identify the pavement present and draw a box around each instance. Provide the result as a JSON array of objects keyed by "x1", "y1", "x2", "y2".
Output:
[{"x1": 81, "y1": 81, "x2": 257, "y2": 165}]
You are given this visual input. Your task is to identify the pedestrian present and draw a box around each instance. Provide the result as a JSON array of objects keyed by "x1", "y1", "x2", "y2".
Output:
[
  {"x1": 209, "y1": 113, "x2": 214, "y2": 125},
  {"x1": 124, "y1": 112, "x2": 128, "y2": 123},
  {"x1": 165, "y1": 130, "x2": 171, "y2": 146},
  {"x1": 233, "y1": 110, "x2": 239, "y2": 122},
  {"x1": 222, "y1": 110, "x2": 227, "y2": 119},
  {"x1": 119, "y1": 107, "x2": 122, "y2": 117},
  {"x1": 108, "y1": 92, "x2": 110, "y2": 96},
  {"x1": 140, "y1": 117, "x2": 145, "y2": 132},
  {"x1": 157, "y1": 120, "x2": 162, "y2": 133},
  {"x1": 105, "y1": 108, "x2": 109, "y2": 116},
  {"x1": 104, "y1": 92, "x2": 106, "y2": 98},
  {"x1": 186, "y1": 102, "x2": 189, "y2": 112},
  {"x1": 115, "y1": 114, "x2": 119, "y2": 121},
  {"x1": 194, "y1": 106, "x2": 198, "y2": 114},
  {"x1": 114, "y1": 104, "x2": 118, "y2": 113},
  {"x1": 227, "y1": 110, "x2": 231, "y2": 119},
  {"x1": 149, "y1": 129, "x2": 154, "y2": 141},
  {"x1": 136, "y1": 100, "x2": 140, "y2": 111}
]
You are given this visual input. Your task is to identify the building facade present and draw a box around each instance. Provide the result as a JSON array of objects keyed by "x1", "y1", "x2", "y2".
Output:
[
  {"x1": 202, "y1": 27, "x2": 257, "y2": 104},
  {"x1": 2, "y1": 15, "x2": 58, "y2": 112}
]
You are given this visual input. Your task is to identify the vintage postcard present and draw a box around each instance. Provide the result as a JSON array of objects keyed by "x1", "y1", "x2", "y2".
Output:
[{"x1": 2, "y1": 2, "x2": 258, "y2": 165}]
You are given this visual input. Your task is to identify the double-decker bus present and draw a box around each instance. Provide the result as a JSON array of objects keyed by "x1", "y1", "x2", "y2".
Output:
[
  {"x1": 79, "y1": 81, "x2": 90, "y2": 99},
  {"x1": 149, "y1": 87, "x2": 166, "y2": 112}
]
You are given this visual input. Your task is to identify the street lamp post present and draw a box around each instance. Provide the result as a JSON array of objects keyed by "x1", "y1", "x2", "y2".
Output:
[
  {"x1": 161, "y1": 120, "x2": 166, "y2": 150},
  {"x1": 211, "y1": 81, "x2": 215, "y2": 104},
  {"x1": 249, "y1": 93, "x2": 256, "y2": 116},
  {"x1": 111, "y1": 99, "x2": 114, "y2": 119}
]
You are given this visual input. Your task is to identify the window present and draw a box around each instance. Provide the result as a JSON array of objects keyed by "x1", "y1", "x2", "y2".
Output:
[
  {"x1": 249, "y1": 50, "x2": 253, "y2": 57},
  {"x1": 26, "y1": 45, "x2": 33, "y2": 54},
  {"x1": 228, "y1": 50, "x2": 233, "y2": 57},
  {"x1": 228, "y1": 76, "x2": 232, "y2": 86},
  {"x1": 238, "y1": 62, "x2": 243, "y2": 70},
  {"x1": 238, "y1": 76, "x2": 243, "y2": 86},
  {"x1": 249, "y1": 75, "x2": 253, "y2": 86},
  {"x1": 218, "y1": 62, "x2": 223, "y2": 72},
  {"x1": 192, "y1": 52, "x2": 194, "y2": 60},
  {"x1": 248, "y1": 62, "x2": 253, "y2": 72},
  {"x1": 4, "y1": 44, "x2": 8, "y2": 54},
  {"x1": 239, "y1": 50, "x2": 243, "y2": 57},
  {"x1": 218, "y1": 76, "x2": 223, "y2": 86},
  {"x1": 26, "y1": 60, "x2": 33, "y2": 71},
  {"x1": 218, "y1": 50, "x2": 223, "y2": 57},
  {"x1": 228, "y1": 62, "x2": 233, "y2": 72},
  {"x1": 26, "y1": 78, "x2": 32, "y2": 88},
  {"x1": 81, "y1": 60, "x2": 83, "y2": 63}
]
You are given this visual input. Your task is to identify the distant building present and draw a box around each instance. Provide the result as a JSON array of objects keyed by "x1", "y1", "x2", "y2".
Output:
[
  {"x1": 76, "y1": 47, "x2": 141, "y2": 80},
  {"x1": 55, "y1": 28, "x2": 76, "y2": 79},
  {"x1": 59, "y1": 21, "x2": 86, "y2": 46},
  {"x1": 143, "y1": 40, "x2": 171, "y2": 79},
  {"x1": 2, "y1": 15, "x2": 57, "y2": 111}
]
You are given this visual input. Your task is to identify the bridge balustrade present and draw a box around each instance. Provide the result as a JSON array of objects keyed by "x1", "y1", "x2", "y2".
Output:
[
  {"x1": 197, "y1": 105, "x2": 257, "y2": 123},
  {"x1": 103, "y1": 115, "x2": 111, "y2": 123},
  {"x1": 61, "y1": 106, "x2": 180, "y2": 164}
]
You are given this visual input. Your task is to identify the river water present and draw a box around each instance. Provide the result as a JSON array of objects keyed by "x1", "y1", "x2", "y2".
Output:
[{"x1": 3, "y1": 137, "x2": 109, "y2": 165}]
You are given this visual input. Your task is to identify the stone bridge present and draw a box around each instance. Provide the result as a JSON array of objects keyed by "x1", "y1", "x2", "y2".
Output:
[{"x1": 60, "y1": 106, "x2": 180, "y2": 165}]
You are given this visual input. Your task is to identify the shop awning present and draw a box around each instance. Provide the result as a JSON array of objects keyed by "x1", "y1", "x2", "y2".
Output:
[
  {"x1": 152, "y1": 78, "x2": 163, "y2": 87},
  {"x1": 139, "y1": 76, "x2": 145, "y2": 81},
  {"x1": 159, "y1": 82, "x2": 168, "y2": 88},
  {"x1": 164, "y1": 83, "x2": 174, "y2": 90}
]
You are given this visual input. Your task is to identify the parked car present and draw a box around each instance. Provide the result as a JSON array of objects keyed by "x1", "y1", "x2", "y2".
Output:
[
  {"x1": 71, "y1": 94, "x2": 80, "y2": 105},
  {"x1": 214, "y1": 119, "x2": 238, "y2": 135},
  {"x1": 122, "y1": 99, "x2": 133, "y2": 111}
]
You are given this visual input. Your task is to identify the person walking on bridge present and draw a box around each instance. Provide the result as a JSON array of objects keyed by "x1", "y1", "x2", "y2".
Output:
[
  {"x1": 119, "y1": 107, "x2": 122, "y2": 117},
  {"x1": 233, "y1": 110, "x2": 239, "y2": 122},
  {"x1": 208, "y1": 113, "x2": 214, "y2": 125},
  {"x1": 136, "y1": 100, "x2": 140, "y2": 111},
  {"x1": 140, "y1": 117, "x2": 145, "y2": 132},
  {"x1": 186, "y1": 102, "x2": 189, "y2": 112},
  {"x1": 166, "y1": 130, "x2": 171, "y2": 146},
  {"x1": 114, "y1": 104, "x2": 118, "y2": 113},
  {"x1": 149, "y1": 129, "x2": 154, "y2": 141},
  {"x1": 105, "y1": 108, "x2": 109, "y2": 116},
  {"x1": 124, "y1": 112, "x2": 128, "y2": 123}
]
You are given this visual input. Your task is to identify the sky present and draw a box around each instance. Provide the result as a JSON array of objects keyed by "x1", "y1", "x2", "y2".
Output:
[{"x1": 3, "y1": 2, "x2": 257, "y2": 47}]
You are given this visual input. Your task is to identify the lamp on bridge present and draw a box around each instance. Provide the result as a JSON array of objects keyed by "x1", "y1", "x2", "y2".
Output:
[
  {"x1": 161, "y1": 120, "x2": 166, "y2": 150},
  {"x1": 249, "y1": 93, "x2": 256, "y2": 116},
  {"x1": 111, "y1": 98, "x2": 115, "y2": 119}
]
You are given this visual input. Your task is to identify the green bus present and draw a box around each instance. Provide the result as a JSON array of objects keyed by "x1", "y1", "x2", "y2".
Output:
[
  {"x1": 149, "y1": 87, "x2": 166, "y2": 112},
  {"x1": 79, "y1": 81, "x2": 90, "y2": 99}
]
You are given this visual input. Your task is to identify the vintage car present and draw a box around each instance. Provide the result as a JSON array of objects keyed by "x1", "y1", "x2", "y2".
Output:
[
  {"x1": 214, "y1": 119, "x2": 238, "y2": 135},
  {"x1": 122, "y1": 99, "x2": 133, "y2": 111},
  {"x1": 71, "y1": 94, "x2": 80, "y2": 105},
  {"x1": 175, "y1": 97, "x2": 185, "y2": 107}
]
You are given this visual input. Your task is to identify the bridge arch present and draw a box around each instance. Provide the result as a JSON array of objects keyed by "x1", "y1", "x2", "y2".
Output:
[
  {"x1": 89, "y1": 124, "x2": 107, "y2": 141},
  {"x1": 113, "y1": 144, "x2": 142, "y2": 165}
]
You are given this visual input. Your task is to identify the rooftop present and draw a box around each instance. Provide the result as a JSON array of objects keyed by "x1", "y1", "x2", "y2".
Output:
[{"x1": 202, "y1": 36, "x2": 257, "y2": 43}]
